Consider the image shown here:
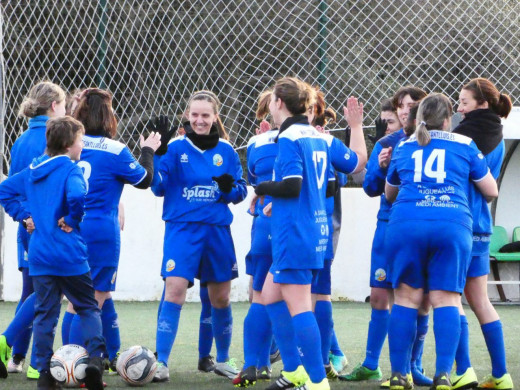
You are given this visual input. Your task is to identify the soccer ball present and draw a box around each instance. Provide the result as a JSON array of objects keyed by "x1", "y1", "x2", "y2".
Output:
[
  {"x1": 116, "y1": 346, "x2": 158, "y2": 386},
  {"x1": 50, "y1": 344, "x2": 89, "y2": 387}
]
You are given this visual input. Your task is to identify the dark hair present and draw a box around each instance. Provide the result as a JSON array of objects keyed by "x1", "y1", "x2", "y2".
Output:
[
  {"x1": 73, "y1": 88, "x2": 118, "y2": 139},
  {"x1": 18, "y1": 81, "x2": 66, "y2": 118},
  {"x1": 462, "y1": 78, "x2": 512, "y2": 118},
  {"x1": 415, "y1": 93, "x2": 453, "y2": 146},
  {"x1": 187, "y1": 90, "x2": 229, "y2": 140},
  {"x1": 392, "y1": 86, "x2": 427, "y2": 110},
  {"x1": 46, "y1": 116, "x2": 84, "y2": 157},
  {"x1": 273, "y1": 77, "x2": 315, "y2": 116},
  {"x1": 380, "y1": 98, "x2": 395, "y2": 113},
  {"x1": 404, "y1": 104, "x2": 419, "y2": 136},
  {"x1": 312, "y1": 88, "x2": 336, "y2": 127}
]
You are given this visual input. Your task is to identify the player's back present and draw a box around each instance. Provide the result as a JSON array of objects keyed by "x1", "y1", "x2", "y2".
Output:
[{"x1": 388, "y1": 130, "x2": 489, "y2": 230}]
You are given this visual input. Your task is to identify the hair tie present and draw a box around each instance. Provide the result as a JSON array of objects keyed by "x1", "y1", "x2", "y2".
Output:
[{"x1": 420, "y1": 121, "x2": 426, "y2": 126}]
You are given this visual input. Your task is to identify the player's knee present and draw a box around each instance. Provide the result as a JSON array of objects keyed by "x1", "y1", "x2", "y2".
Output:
[{"x1": 370, "y1": 288, "x2": 390, "y2": 309}]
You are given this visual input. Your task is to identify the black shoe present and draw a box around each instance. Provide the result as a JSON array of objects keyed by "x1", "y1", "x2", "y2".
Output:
[
  {"x1": 430, "y1": 373, "x2": 451, "y2": 390},
  {"x1": 84, "y1": 357, "x2": 104, "y2": 390},
  {"x1": 257, "y1": 366, "x2": 272, "y2": 380},
  {"x1": 198, "y1": 355, "x2": 216, "y2": 372},
  {"x1": 37, "y1": 371, "x2": 62, "y2": 390},
  {"x1": 232, "y1": 366, "x2": 258, "y2": 387}
]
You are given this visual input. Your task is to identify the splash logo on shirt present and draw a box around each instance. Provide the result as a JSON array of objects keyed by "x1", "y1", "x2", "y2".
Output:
[
  {"x1": 213, "y1": 154, "x2": 223, "y2": 166},
  {"x1": 375, "y1": 268, "x2": 386, "y2": 281},
  {"x1": 182, "y1": 184, "x2": 218, "y2": 202},
  {"x1": 166, "y1": 259, "x2": 176, "y2": 272},
  {"x1": 180, "y1": 153, "x2": 188, "y2": 163}
]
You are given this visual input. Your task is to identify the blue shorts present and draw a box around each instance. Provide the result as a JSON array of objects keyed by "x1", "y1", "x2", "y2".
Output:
[
  {"x1": 90, "y1": 266, "x2": 118, "y2": 292},
  {"x1": 246, "y1": 253, "x2": 273, "y2": 292},
  {"x1": 271, "y1": 268, "x2": 318, "y2": 285},
  {"x1": 385, "y1": 220, "x2": 472, "y2": 293},
  {"x1": 250, "y1": 216, "x2": 272, "y2": 255},
  {"x1": 370, "y1": 220, "x2": 392, "y2": 289},
  {"x1": 467, "y1": 235, "x2": 491, "y2": 278},
  {"x1": 311, "y1": 259, "x2": 332, "y2": 295},
  {"x1": 162, "y1": 222, "x2": 238, "y2": 284}
]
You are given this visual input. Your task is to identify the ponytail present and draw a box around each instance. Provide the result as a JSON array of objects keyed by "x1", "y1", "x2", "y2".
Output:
[
  {"x1": 18, "y1": 81, "x2": 66, "y2": 118},
  {"x1": 462, "y1": 78, "x2": 512, "y2": 118},
  {"x1": 415, "y1": 93, "x2": 453, "y2": 146},
  {"x1": 496, "y1": 93, "x2": 513, "y2": 119}
]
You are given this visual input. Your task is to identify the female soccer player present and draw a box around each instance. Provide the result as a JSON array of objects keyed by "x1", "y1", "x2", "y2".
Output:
[
  {"x1": 347, "y1": 87, "x2": 428, "y2": 386},
  {"x1": 2, "y1": 81, "x2": 66, "y2": 379},
  {"x1": 255, "y1": 77, "x2": 364, "y2": 390},
  {"x1": 64, "y1": 88, "x2": 162, "y2": 371},
  {"x1": 384, "y1": 93, "x2": 498, "y2": 390},
  {"x1": 151, "y1": 90, "x2": 247, "y2": 382},
  {"x1": 450, "y1": 78, "x2": 513, "y2": 390},
  {"x1": 233, "y1": 89, "x2": 280, "y2": 387}
]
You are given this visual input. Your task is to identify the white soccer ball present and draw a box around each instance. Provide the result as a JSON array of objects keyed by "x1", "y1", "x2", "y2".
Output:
[
  {"x1": 116, "y1": 346, "x2": 158, "y2": 386},
  {"x1": 50, "y1": 344, "x2": 89, "y2": 388}
]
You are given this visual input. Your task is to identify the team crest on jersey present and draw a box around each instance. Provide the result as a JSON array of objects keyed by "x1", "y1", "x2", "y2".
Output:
[
  {"x1": 213, "y1": 154, "x2": 223, "y2": 166},
  {"x1": 478, "y1": 153, "x2": 484, "y2": 159},
  {"x1": 129, "y1": 162, "x2": 137, "y2": 169},
  {"x1": 344, "y1": 152, "x2": 351, "y2": 160},
  {"x1": 180, "y1": 153, "x2": 188, "y2": 163},
  {"x1": 166, "y1": 259, "x2": 176, "y2": 272},
  {"x1": 111, "y1": 271, "x2": 117, "y2": 284},
  {"x1": 375, "y1": 268, "x2": 386, "y2": 282}
]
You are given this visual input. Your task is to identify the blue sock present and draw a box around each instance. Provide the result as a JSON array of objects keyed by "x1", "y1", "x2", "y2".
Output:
[
  {"x1": 292, "y1": 311, "x2": 326, "y2": 384},
  {"x1": 156, "y1": 301, "x2": 182, "y2": 366},
  {"x1": 363, "y1": 308, "x2": 389, "y2": 370},
  {"x1": 388, "y1": 305, "x2": 417, "y2": 375},
  {"x1": 412, "y1": 314, "x2": 429, "y2": 371},
  {"x1": 482, "y1": 320, "x2": 507, "y2": 378},
  {"x1": 266, "y1": 301, "x2": 301, "y2": 372},
  {"x1": 270, "y1": 336, "x2": 278, "y2": 355},
  {"x1": 212, "y1": 305, "x2": 233, "y2": 363},
  {"x1": 61, "y1": 311, "x2": 74, "y2": 345},
  {"x1": 314, "y1": 300, "x2": 334, "y2": 365},
  {"x1": 433, "y1": 306, "x2": 460, "y2": 376},
  {"x1": 198, "y1": 287, "x2": 213, "y2": 359},
  {"x1": 455, "y1": 315, "x2": 471, "y2": 375},
  {"x1": 3, "y1": 292, "x2": 36, "y2": 347},
  {"x1": 157, "y1": 286, "x2": 165, "y2": 323},
  {"x1": 330, "y1": 329, "x2": 343, "y2": 356},
  {"x1": 101, "y1": 299, "x2": 120, "y2": 361},
  {"x1": 243, "y1": 303, "x2": 271, "y2": 369},
  {"x1": 69, "y1": 314, "x2": 85, "y2": 346}
]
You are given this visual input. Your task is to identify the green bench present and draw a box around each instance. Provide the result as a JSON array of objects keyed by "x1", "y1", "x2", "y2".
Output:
[{"x1": 488, "y1": 226, "x2": 520, "y2": 302}]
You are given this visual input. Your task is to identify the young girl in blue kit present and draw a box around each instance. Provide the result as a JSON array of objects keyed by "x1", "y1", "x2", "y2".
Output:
[{"x1": 151, "y1": 90, "x2": 247, "y2": 382}]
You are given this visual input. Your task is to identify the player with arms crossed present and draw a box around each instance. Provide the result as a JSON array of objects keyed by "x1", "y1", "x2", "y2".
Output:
[{"x1": 384, "y1": 93, "x2": 498, "y2": 390}]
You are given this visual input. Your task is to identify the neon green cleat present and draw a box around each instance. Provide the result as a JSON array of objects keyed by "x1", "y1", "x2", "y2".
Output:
[
  {"x1": 266, "y1": 365, "x2": 308, "y2": 390},
  {"x1": 389, "y1": 372, "x2": 414, "y2": 390},
  {"x1": 380, "y1": 379, "x2": 390, "y2": 388},
  {"x1": 477, "y1": 373, "x2": 513, "y2": 390},
  {"x1": 0, "y1": 335, "x2": 12, "y2": 379},
  {"x1": 451, "y1": 367, "x2": 478, "y2": 390},
  {"x1": 431, "y1": 372, "x2": 451, "y2": 390},
  {"x1": 340, "y1": 363, "x2": 383, "y2": 381},
  {"x1": 306, "y1": 377, "x2": 330, "y2": 390},
  {"x1": 26, "y1": 365, "x2": 40, "y2": 380}
]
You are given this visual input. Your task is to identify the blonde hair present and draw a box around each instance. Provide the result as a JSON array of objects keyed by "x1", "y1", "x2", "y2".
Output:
[
  {"x1": 256, "y1": 89, "x2": 272, "y2": 120},
  {"x1": 187, "y1": 90, "x2": 229, "y2": 140},
  {"x1": 18, "y1": 81, "x2": 66, "y2": 118},
  {"x1": 415, "y1": 93, "x2": 453, "y2": 146}
]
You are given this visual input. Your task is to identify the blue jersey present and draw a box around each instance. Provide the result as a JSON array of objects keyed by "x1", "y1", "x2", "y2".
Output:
[
  {"x1": 363, "y1": 129, "x2": 407, "y2": 221},
  {"x1": 386, "y1": 131, "x2": 489, "y2": 230},
  {"x1": 246, "y1": 130, "x2": 279, "y2": 255},
  {"x1": 78, "y1": 135, "x2": 148, "y2": 267},
  {"x1": 467, "y1": 141, "x2": 504, "y2": 235},
  {"x1": 152, "y1": 136, "x2": 247, "y2": 225},
  {"x1": 271, "y1": 124, "x2": 330, "y2": 270},
  {"x1": 0, "y1": 155, "x2": 89, "y2": 277}
]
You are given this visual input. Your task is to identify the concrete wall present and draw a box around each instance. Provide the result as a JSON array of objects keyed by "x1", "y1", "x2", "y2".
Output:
[{"x1": 2, "y1": 183, "x2": 518, "y2": 302}]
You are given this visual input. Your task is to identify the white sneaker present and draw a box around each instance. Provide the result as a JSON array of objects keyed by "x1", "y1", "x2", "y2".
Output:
[
  {"x1": 214, "y1": 358, "x2": 239, "y2": 379},
  {"x1": 152, "y1": 362, "x2": 170, "y2": 382},
  {"x1": 7, "y1": 356, "x2": 24, "y2": 373}
]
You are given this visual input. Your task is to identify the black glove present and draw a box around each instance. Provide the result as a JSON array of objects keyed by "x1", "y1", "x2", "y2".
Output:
[
  {"x1": 147, "y1": 115, "x2": 176, "y2": 155},
  {"x1": 344, "y1": 125, "x2": 351, "y2": 147},
  {"x1": 212, "y1": 173, "x2": 236, "y2": 193},
  {"x1": 368, "y1": 117, "x2": 387, "y2": 144}
]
